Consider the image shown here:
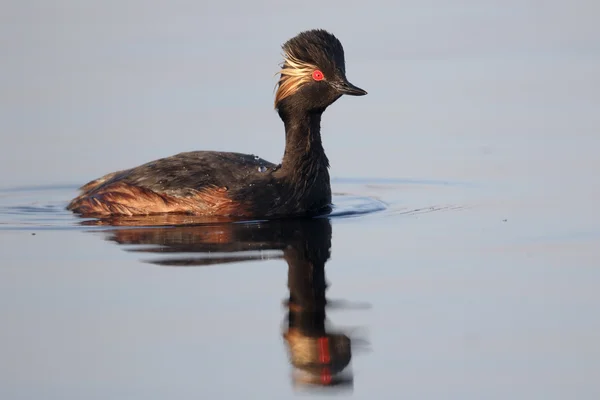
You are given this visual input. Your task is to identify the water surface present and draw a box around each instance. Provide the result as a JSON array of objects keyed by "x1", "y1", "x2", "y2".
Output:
[{"x1": 2, "y1": 1, "x2": 600, "y2": 399}]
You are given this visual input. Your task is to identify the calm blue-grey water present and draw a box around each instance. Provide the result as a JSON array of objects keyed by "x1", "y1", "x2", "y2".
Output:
[{"x1": 1, "y1": 1, "x2": 600, "y2": 399}]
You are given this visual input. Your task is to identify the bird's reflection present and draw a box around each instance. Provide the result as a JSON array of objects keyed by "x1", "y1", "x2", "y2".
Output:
[{"x1": 91, "y1": 215, "x2": 366, "y2": 390}]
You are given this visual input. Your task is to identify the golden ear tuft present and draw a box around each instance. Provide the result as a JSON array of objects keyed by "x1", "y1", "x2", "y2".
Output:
[{"x1": 274, "y1": 53, "x2": 319, "y2": 108}]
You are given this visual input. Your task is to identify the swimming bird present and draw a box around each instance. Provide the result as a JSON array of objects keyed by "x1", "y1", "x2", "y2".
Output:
[{"x1": 67, "y1": 29, "x2": 367, "y2": 218}]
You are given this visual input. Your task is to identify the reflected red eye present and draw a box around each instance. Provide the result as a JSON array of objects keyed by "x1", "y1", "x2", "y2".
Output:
[{"x1": 312, "y1": 70, "x2": 324, "y2": 81}]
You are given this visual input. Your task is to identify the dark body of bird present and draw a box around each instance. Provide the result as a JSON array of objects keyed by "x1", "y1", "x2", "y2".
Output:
[{"x1": 67, "y1": 29, "x2": 367, "y2": 218}]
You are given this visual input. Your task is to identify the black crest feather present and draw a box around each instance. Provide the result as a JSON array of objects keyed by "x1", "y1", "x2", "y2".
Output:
[{"x1": 282, "y1": 29, "x2": 346, "y2": 74}]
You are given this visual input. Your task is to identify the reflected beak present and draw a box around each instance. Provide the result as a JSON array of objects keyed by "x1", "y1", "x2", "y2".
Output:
[{"x1": 333, "y1": 80, "x2": 368, "y2": 96}]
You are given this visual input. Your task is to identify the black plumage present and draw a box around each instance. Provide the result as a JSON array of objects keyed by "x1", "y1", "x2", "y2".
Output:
[{"x1": 67, "y1": 29, "x2": 367, "y2": 218}]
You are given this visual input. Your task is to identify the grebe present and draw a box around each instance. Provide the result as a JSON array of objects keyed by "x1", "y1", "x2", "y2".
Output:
[{"x1": 67, "y1": 29, "x2": 367, "y2": 218}]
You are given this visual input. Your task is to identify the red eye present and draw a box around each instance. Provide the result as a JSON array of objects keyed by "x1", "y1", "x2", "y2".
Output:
[{"x1": 312, "y1": 70, "x2": 324, "y2": 81}]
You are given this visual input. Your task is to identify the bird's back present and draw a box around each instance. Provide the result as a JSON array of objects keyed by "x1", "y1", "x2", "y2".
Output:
[{"x1": 68, "y1": 151, "x2": 277, "y2": 217}]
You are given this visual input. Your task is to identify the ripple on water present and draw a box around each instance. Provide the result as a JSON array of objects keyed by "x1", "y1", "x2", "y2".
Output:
[{"x1": 0, "y1": 179, "x2": 469, "y2": 230}]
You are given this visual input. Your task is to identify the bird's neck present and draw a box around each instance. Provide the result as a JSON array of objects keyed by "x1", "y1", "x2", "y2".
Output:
[{"x1": 280, "y1": 109, "x2": 329, "y2": 176}]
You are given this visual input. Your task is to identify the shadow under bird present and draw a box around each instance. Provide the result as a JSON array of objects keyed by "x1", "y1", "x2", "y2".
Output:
[{"x1": 67, "y1": 29, "x2": 367, "y2": 218}]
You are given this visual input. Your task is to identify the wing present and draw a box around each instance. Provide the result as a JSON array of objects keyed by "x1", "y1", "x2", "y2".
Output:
[
  {"x1": 68, "y1": 151, "x2": 277, "y2": 216},
  {"x1": 118, "y1": 151, "x2": 276, "y2": 195}
]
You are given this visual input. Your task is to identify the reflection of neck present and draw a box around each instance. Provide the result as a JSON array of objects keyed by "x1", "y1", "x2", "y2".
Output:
[
  {"x1": 281, "y1": 218, "x2": 332, "y2": 333},
  {"x1": 285, "y1": 244, "x2": 328, "y2": 334},
  {"x1": 287, "y1": 308, "x2": 327, "y2": 334}
]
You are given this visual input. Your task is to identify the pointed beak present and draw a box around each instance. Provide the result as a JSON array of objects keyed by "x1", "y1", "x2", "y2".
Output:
[{"x1": 333, "y1": 80, "x2": 368, "y2": 96}]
